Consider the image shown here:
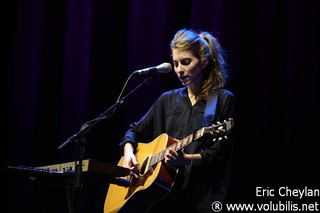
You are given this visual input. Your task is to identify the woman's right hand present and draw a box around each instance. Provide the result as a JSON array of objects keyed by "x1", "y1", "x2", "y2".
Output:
[{"x1": 123, "y1": 143, "x2": 139, "y2": 176}]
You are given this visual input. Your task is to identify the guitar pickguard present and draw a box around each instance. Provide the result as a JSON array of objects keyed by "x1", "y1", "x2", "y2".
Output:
[{"x1": 125, "y1": 166, "x2": 154, "y2": 199}]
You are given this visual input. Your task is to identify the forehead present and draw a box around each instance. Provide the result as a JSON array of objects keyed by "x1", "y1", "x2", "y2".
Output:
[{"x1": 172, "y1": 49, "x2": 196, "y2": 61}]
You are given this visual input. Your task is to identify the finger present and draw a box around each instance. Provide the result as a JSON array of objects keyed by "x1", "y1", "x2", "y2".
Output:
[
  {"x1": 169, "y1": 149, "x2": 178, "y2": 157},
  {"x1": 165, "y1": 152, "x2": 171, "y2": 159},
  {"x1": 164, "y1": 158, "x2": 169, "y2": 164},
  {"x1": 166, "y1": 154, "x2": 173, "y2": 162},
  {"x1": 168, "y1": 152, "x2": 178, "y2": 161},
  {"x1": 130, "y1": 171, "x2": 138, "y2": 178}
]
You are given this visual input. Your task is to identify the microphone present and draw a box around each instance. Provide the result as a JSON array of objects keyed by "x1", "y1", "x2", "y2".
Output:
[{"x1": 133, "y1": 62, "x2": 172, "y2": 75}]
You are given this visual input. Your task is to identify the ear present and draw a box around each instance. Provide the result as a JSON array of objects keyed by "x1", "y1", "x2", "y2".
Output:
[{"x1": 201, "y1": 59, "x2": 209, "y2": 69}]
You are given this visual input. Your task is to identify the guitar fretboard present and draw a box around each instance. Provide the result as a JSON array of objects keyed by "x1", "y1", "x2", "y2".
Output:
[{"x1": 149, "y1": 127, "x2": 205, "y2": 167}]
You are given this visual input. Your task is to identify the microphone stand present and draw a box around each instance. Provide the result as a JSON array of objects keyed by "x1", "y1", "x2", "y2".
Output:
[{"x1": 57, "y1": 75, "x2": 153, "y2": 213}]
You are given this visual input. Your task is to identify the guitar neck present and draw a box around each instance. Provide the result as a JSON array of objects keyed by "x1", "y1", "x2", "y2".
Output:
[
  {"x1": 148, "y1": 119, "x2": 233, "y2": 168},
  {"x1": 150, "y1": 127, "x2": 205, "y2": 167}
]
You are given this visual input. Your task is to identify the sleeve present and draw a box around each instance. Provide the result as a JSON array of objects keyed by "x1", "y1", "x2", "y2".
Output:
[
  {"x1": 199, "y1": 89, "x2": 237, "y2": 167},
  {"x1": 118, "y1": 94, "x2": 166, "y2": 155}
]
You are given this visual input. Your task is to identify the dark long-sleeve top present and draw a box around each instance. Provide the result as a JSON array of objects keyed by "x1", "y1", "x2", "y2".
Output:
[{"x1": 119, "y1": 86, "x2": 236, "y2": 213}]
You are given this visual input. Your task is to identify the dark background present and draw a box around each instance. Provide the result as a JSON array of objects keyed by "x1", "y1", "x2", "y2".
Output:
[{"x1": 1, "y1": 0, "x2": 319, "y2": 212}]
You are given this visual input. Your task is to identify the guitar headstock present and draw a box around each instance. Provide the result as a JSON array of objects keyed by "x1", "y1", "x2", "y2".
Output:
[{"x1": 204, "y1": 118, "x2": 234, "y2": 136}]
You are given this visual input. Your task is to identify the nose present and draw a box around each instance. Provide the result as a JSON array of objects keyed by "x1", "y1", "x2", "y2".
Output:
[{"x1": 175, "y1": 63, "x2": 184, "y2": 73}]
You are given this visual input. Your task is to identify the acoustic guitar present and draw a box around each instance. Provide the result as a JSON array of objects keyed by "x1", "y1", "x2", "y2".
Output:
[{"x1": 104, "y1": 118, "x2": 234, "y2": 213}]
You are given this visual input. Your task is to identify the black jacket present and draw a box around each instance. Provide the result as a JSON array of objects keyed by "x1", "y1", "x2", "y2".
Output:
[{"x1": 119, "y1": 87, "x2": 236, "y2": 213}]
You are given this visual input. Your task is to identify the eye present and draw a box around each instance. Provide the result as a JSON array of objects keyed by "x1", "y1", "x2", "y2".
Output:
[
  {"x1": 172, "y1": 58, "x2": 192, "y2": 68},
  {"x1": 181, "y1": 58, "x2": 191, "y2": 66}
]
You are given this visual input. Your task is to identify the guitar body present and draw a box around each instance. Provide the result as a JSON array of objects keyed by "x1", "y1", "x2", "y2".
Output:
[
  {"x1": 104, "y1": 118, "x2": 234, "y2": 213},
  {"x1": 104, "y1": 133, "x2": 178, "y2": 213}
]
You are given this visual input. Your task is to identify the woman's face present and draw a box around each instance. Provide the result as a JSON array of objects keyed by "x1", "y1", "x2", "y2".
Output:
[{"x1": 172, "y1": 49, "x2": 204, "y2": 88}]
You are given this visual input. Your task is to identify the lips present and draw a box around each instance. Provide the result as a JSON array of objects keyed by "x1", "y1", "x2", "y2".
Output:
[
  {"x1": 179, "y1": 76, "x2": 189, "y2": 84},
  {"x1": 179, "y1": 75, "x2": 187, "y2": 80}
]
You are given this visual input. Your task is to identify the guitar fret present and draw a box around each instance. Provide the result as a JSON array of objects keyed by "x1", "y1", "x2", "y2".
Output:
[
  {"x1": 151, "y1": 150, "x2": 165, "y2": 167},
  {"x1": 181, "y1": 137, "x2": 188, "y2": 146},
  {"x1": 153, "y1": 154, "x2": 159, "y2": 165},
  {"x1": 194, "y1": 128, "x2": 204, "y2": 141},
  {"x1": 181, "y1": 134, "x2": 193, "y2": 147},
  {"x1": 188, "y1": 134, "x2": 193, "y2": 144},
  {"x1": 151, "y1": 155, "x2": 156, "y2": 166},
  {"x1": 159, "y1": 150, "x2": 165, "y2": 160},
  {"x1": 154, "y1": 151, "x2": 163, "y2": 165},
  {"x1": 176, "y1": 140, "x2": 182, "y2": 150},
  {"x1": 186, "y1": 135, "x2": 191, "y2": 146},
  {"x1": 168, "y1": 144, "x2": 175, "y2": 150}
]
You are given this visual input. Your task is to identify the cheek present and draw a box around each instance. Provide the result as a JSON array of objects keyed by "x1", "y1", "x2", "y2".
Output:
[
  {"x1": 174, "y1": 69, "x2": 180, "y2": 75},
  {"x1": 188, "y1": 66, "x2": 202, "y2": 76}
]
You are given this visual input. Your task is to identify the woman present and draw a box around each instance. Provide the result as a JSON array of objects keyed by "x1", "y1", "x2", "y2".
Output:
[{"x1": 116, "y1": 28, "x2": 236, "y2": 212}]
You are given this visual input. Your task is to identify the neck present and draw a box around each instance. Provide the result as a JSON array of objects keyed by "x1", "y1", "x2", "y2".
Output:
[
  {"x1": 188, "y1": 84, "x2": 203, "y2": 96},
  {"x1": 188, "y1": 87, "x2": 199, "y2": 105}
]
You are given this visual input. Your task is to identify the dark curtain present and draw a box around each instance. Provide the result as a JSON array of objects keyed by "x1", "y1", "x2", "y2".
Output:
[{"x1": 1, "y1": 0, "x2": 319, "y2": 212}]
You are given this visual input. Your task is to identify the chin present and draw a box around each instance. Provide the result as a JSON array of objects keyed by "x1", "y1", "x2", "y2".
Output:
[{"x1": 179, "y1": 79, "x2": 188, "y2": 85}]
